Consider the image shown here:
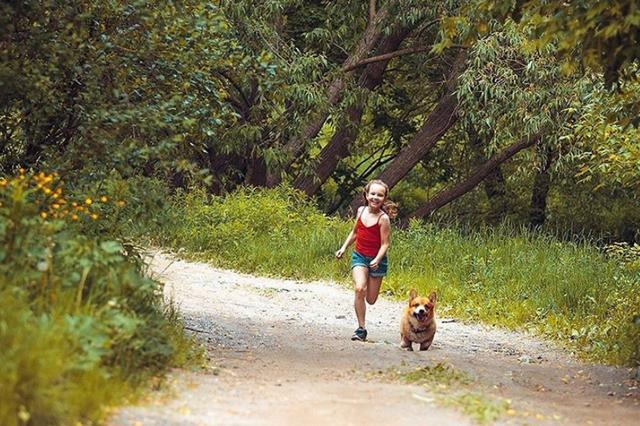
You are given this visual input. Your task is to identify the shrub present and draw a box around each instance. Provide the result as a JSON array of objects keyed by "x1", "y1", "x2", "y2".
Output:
[{"x1": 0, "y1": 171, "x2": 198, "y2": 425}]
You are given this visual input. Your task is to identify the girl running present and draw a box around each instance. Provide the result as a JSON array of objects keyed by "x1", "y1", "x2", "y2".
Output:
[{"x1": 336, "y1": 179, "x2": 396, "y2": 341}]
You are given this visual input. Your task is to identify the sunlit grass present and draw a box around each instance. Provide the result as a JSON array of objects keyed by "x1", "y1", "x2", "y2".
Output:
[{"x1": 398, "y1": 363, "x2": 472, "y2": 386}]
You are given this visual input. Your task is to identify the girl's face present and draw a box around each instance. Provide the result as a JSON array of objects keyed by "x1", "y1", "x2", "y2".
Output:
[{"x1": 366, "y1": 183, "x2": 387, "y2": 208}]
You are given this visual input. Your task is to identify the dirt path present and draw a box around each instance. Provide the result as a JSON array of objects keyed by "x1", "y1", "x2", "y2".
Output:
[{"x1": 109, "y1": 252, "x2": 639, "y2": 425}]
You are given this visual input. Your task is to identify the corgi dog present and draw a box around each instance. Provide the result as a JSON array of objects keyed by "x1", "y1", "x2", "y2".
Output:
[{"x1": 400, "y1": 289, "x2": 437, "y2": 351}]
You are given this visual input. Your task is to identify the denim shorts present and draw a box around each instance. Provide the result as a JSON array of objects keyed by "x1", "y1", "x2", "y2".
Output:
[{"x1": 351, "y1": 250, "x2": 388, "y2": 277}]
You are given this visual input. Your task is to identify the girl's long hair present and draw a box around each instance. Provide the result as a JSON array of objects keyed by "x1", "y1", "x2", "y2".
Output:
[{"x1": 362, "y1": 179, "x2": 398, "y2": 219}]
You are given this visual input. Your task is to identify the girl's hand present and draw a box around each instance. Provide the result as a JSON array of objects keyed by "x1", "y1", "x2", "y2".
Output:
[
  {"x1": 369, "y1": 259, "x2": 379, "y2": 270},
  {"x1": 335, "y1": 248, "x2": 345, "y2": 259}
]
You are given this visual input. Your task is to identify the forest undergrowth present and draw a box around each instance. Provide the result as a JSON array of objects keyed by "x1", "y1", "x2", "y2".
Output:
[{"x1": 0, "y1": 172, "x2": 201, "y2": 426}]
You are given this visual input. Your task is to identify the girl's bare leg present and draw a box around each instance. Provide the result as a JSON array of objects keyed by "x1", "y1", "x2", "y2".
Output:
[
  {"x1": 352, "y1": 266, "x2": 369, "y2": 328},
  {"x1": 366, "y1": 276, "x2": 383, "y2": 305}
]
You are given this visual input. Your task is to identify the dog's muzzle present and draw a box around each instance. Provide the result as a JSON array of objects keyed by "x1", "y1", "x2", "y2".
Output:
[{"x1": 414, "y1": 308, "x2": 427, "y2": 321}]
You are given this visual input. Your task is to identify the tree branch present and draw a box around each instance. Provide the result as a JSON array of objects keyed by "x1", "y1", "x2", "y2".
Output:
[
  {"x1": 342, "y1": 46, "x2": 431, "y2": 72},
  {"x1": 409, "y1": 133, "x2": 542, "y2": 219},
  {"x1": 216, "y1": 70, "x2": 251, "y2": 111}
]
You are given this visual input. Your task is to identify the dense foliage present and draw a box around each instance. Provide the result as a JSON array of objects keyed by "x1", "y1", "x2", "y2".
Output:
[
  {"x1": 446, "y1": 0, "x2": 640, "y2": 88},
  {"x1": 0, "y1": 172, "x2": 198, "y2": 425},
  {"x1": 2, "y1": 0, "x2": 638, "y2": 238}
]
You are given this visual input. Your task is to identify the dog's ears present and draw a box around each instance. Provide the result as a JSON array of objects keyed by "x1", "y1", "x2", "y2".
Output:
[
  {"x1": 428, "y1": 291, "x2": 437, "y2": 304},
  {"x1": 408, "y1": 288, "x2": 417, "y2": 301}
]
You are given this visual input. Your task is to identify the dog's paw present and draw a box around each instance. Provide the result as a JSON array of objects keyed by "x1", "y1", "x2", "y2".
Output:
[
  {"x1": 400, "y1": 342, "x2": 413, "y2": 351},
  {"x1": 419, "y1": 343, "x2": 432, "y2": 351}
]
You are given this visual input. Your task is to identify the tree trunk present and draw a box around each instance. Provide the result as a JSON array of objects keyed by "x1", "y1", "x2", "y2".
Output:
[
  {"x1": 245, "y1": 154, "x2": 267, "y2": 187},
  {"x1": 216, "y1": 75, "x2": 269, "y2": 189},
  {"x1": 347, "y1": 51, "x2": 468, "y2": 212},
  {"x1": 292, "y1": 27, "x2": 412, "y2": 196},
  {"x1": 529, "y1": 144, "x2": 557, "y2": 228},
  {"x1": 483, "y1": 166, "x2": 508, "y2": 223},
  {"x1": 409, "y1": 133, "x2": 541, "y2": 219},
  {"x1": 266, "y1": 5, "x2": 390, "y2": 187},
  {"x1": 468, "y1": 127, "x2": 508, "y2": 223},
  {"x1": 209, "y1": 153, "x2": 245, "y2": 195}
]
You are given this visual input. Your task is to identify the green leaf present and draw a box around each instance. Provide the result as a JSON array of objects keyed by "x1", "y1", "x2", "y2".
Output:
[{"x1": 100, "y1": 241, "x2": 123, "y2": 254}]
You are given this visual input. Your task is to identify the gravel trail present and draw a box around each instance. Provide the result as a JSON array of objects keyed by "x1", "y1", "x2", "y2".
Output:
[{"x1": 108, "y1": 252, "x2": 640, "y2": 425}]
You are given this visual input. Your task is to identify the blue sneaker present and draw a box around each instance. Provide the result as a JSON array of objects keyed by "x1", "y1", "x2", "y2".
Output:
[{"x1": 351, "y1": 327, "x2": 367, "y2": 341}]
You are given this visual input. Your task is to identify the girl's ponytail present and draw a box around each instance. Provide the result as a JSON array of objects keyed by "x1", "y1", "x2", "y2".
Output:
[{"x1": 382, "y1": 199, "x2": 398, "y2": 219}]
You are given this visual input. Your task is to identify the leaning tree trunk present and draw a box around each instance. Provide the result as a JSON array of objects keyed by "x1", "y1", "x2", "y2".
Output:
[
  {"x1": 346, "y1": 91, "x2": 458, "y2": 211},
  {"x1": 292, "y1": 27, "x2": 412, "y2": 196},
  {"x1": 409, "y1": 133, "x2": 542, "y2": 219},
  {"x1": 529, "y1": 144, "x2": 558, "y2": 228},
  {"x1": 266, "y1": 4, "x2": 390, "y2": 187},
  {"x1": 346, "y1": 52, "x2": 467, "y2": 213},
  {"x1": 346, "y1": 52, "x2": 468, "y2": 213}
]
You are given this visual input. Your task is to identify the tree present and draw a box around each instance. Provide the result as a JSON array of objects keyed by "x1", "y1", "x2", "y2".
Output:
[
  {"x1": 446, "y1": 0, "x2": 640, "y2": 88},
  {"x1": 0, "y1": 1, "x2": 245, "y2": 183},
  {"x1": 409, "y1": 132, "x2": 541, "y2": 219},
  {"x1": 292, "y1": 26, "x2": 414, "y2": 196},
  {"x1": 572, "y1": 78, "x2": 640, "y2": 191}
]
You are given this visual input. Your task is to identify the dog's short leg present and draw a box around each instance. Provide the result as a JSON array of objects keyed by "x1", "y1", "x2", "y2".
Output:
[
  {"x1": 419, "y1": 337, "x2": 434, "y2": 351},
  {"x1": 400, "y1": 335, "x2": 413, "y2": 351}
]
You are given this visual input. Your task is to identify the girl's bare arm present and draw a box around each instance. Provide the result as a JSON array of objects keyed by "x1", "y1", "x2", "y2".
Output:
[{"x1": 370, "y1": 214, "x2": 390, "y2": 267}]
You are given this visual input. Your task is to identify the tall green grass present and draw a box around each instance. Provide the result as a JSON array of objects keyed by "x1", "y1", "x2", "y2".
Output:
[{"x1": 165, "y1": 186, "x2": 640, "y2": 366}]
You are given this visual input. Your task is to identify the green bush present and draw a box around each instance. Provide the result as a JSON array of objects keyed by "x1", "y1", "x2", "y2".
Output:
[
  {"x1": 0, "y1": 172, "x2": 198, "y2": 425},
  {"x1": 0, "y1": 289, "x2": 128, "y2": 425},
  {"x1": 169, "y1": 185, "x2": 350, "y2": 279}
]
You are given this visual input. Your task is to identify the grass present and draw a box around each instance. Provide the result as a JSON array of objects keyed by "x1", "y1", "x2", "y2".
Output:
[
  {"x1": 441, "y1": 392, "x2": 511, "y2": 424},
  {"x1": 161, "y1": 185, "x2": 640, "y2": 366},
  {"x1": 386, "y1": 363, "x2": 510, "y2": 424},
  {"x1": 397, "y1": 363, "x2": 472, "y2": 387}
]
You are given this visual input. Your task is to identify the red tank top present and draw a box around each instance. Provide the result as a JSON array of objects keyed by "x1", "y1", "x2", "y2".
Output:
[{"x1": 355, "y1": 208, "x2": 383, "y2": 257}]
